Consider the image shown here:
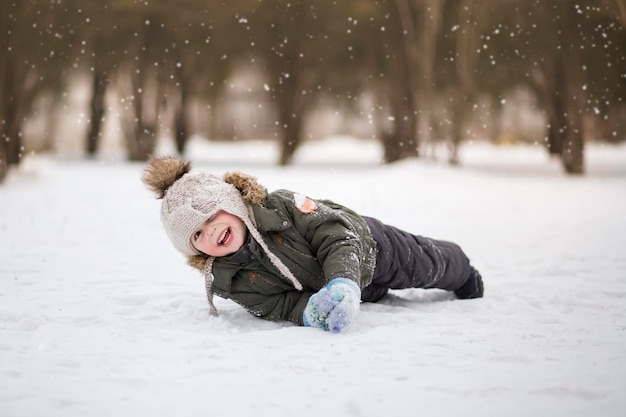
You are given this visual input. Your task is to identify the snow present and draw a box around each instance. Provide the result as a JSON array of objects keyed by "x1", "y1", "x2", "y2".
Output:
[{"x1": 1, "y1": 137, "x2": 626, "y2": 417}]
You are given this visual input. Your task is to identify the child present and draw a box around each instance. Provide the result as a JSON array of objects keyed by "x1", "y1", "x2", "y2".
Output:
[{"x1": 142, "y1": 156, "x2": 484, "y2": 333}]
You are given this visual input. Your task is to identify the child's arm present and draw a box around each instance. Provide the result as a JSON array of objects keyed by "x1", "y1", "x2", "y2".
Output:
[
  {"x1": 281, "y1": 192, "x2": 375, "y2": 289},
  {"x1": 224, "y1": 272, "x2": 315, "y2": 325},
  {"x1": 227, "y1": 274, "x2": 361, "y2": 332}
]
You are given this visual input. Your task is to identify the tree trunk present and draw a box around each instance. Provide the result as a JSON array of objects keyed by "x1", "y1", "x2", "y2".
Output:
[
  {"x1": 545, "y1": 89, "x2": 565, "y2": 156},
  {"x1": 448, "y1": 93, "x2": 468, "y2": 166},
  {"x1": 558, "y1": 5, "x2": 586, "y2": 174},
  {"x1": 277, "y1": 108, "x2": 303, "y2": 166},
  {"x1": 383, "y1": 78, "x2": 418, "y2": 163},
  {"x1": 448, "y1": 0, "x2": 482, "y2": 166},
  {"x1": 86, "y1": 68, "x2": 109, "y2": 156},
  {"x1": 121, "y1": 71, "x2": 159, "y2": 161},
  {"x1": 560, "y1": 114, "x2": 584, "y2": 174},
  {"x1": 129, "y1": 130, "x2": 158, "y2": 161},
  {"x1": 2, "y1": 63, "x2": 24, "y2": 166},
  {"x1": 122, "y1": 13, "x2": 161, "y2": 162},
  {"x1": 0, "y1": 0, "x2": 9, "y2": 181},
  {"x1": 0, "y1": 112, "x2": 7, "y2": 179},
  {"x1": 394, "y1": 0, "x2": 442, "y2": 153},
  {"x1": 393, "y1": 0, "x2": 421, "y2": 155},
  {"x1": 126, "y1": 117, "x2": 158, "y2": 162},
  {"x1": 174, "y1": 74, "x2": 189, "y2": 155},
  {"x1": 126, "y1": 95, "x2": 158, "y2": 161},
  {"x1": 0, "y1": 79, "x2": 32, "y2": 169},
  {"x1": 174, "y1": 106, "x2": 188, "y2": 155},
  {"x1": 276, "y1": 72, "x2": 315, "y2": 166},
  {"x1": 4, "y1": 105, "x2": 22, "y2": 166},
  {"x1": 0, "y1": 145, "x2": 6, "y2": 182}
]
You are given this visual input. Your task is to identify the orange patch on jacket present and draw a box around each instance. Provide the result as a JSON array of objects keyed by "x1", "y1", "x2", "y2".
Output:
[{"x1": 294, "y1": 193, "x2": 317, "y2": 214}]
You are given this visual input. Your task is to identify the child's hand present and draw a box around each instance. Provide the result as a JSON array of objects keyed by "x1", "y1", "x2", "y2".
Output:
[{"x1": 303, "y1": 278, "x2": 361, "y2": 333}]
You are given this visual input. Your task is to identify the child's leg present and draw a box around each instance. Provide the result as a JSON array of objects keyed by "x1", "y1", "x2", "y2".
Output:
[{"x1": 362, "y1": 216, "x2": 476, "y2": 302}]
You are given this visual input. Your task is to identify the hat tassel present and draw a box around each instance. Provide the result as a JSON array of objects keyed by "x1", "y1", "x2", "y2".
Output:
[{"x1": 203, "y1": 258, "x2": 218, "y2": 317}]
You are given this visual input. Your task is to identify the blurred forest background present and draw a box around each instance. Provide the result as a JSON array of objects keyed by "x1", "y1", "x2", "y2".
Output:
[{"x1": 1, "y1": 0, "x2": 625, "y2": 182}]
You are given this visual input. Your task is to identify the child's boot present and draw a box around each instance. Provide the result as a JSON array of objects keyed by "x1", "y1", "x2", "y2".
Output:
[{"x1": 454, "y1": 266, "x2": 484, "y2": 299}]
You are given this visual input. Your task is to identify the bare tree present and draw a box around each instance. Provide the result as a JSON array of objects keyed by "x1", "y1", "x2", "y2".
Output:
[
  {"x1": 0, "y1": 1, "x2": 68, "y2": 180},
  {"x1": 246, "y1": 0, "x2": 326, "y2": 165},
  {"x1": 118, "y1": 12, "x2": 165, "y2": 161},
  {"x1": 394, "y1": 0, "x2": 443, "y2": 153}
]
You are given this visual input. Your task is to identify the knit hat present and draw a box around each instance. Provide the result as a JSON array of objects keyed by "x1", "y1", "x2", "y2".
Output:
[{"x1": 142, "y1": 156, "x2": 302, "y2": 316}]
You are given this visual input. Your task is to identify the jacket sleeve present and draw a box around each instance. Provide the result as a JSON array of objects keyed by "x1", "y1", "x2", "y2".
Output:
[
  {"x1": 279, "y1": 191, "x2": 374, "y2": 289},
  {"x1": 226, "y1": 271, "x2": 313, "y2": 325}
]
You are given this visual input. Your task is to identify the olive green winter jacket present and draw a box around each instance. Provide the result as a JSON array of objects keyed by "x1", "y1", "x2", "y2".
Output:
[{"x1": 209, "y1": 189, "x2": 376, "y2": 325}]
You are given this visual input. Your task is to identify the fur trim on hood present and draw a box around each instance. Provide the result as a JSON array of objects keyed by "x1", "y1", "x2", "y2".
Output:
[{"x1": 223, "y1": 171, "x2": 266, "y2": 205}]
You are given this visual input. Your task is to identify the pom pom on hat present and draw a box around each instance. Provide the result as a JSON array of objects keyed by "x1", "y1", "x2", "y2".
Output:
[{"x1": 142, "y1": 156, "x2": 191, "y2": 199}]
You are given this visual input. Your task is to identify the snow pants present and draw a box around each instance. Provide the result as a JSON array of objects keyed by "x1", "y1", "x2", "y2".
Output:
[{"x1": 361, "y1": 216, "x2": 472, "y2": 302}]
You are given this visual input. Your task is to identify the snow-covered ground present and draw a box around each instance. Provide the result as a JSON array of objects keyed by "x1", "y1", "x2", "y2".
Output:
[{"x1": 1, "y1": 137, "x2": 625, "y2": 417}]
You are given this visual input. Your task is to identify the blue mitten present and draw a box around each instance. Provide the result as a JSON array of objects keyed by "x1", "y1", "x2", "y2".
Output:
[{"x1": 303, "y1": 278, "x2": 361, "y2": 333}]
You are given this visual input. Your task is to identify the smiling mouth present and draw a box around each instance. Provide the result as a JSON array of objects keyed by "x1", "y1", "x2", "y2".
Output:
[{"x1": 218, "y1": 227, "x2": 232, "y2": 246}]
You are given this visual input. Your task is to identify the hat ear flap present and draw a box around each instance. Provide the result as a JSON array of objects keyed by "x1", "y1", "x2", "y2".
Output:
[{"x1": 223, "y1": 171, "x2": 266, "y2": 205}]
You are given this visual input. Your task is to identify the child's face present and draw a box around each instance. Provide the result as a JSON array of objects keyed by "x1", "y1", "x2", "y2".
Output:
[{"x1": 191, "y1": 210, "x2": 247, "y2": 257}]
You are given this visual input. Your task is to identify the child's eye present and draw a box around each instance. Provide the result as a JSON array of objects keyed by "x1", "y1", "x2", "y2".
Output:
[{"x1": 194, "y1": 230, "x2": 202, "y2": 241}]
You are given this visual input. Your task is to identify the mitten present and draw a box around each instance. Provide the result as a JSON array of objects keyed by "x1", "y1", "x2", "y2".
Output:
[{"x1": 303, "y1": 278, "x2": 361, "y2": 333}]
